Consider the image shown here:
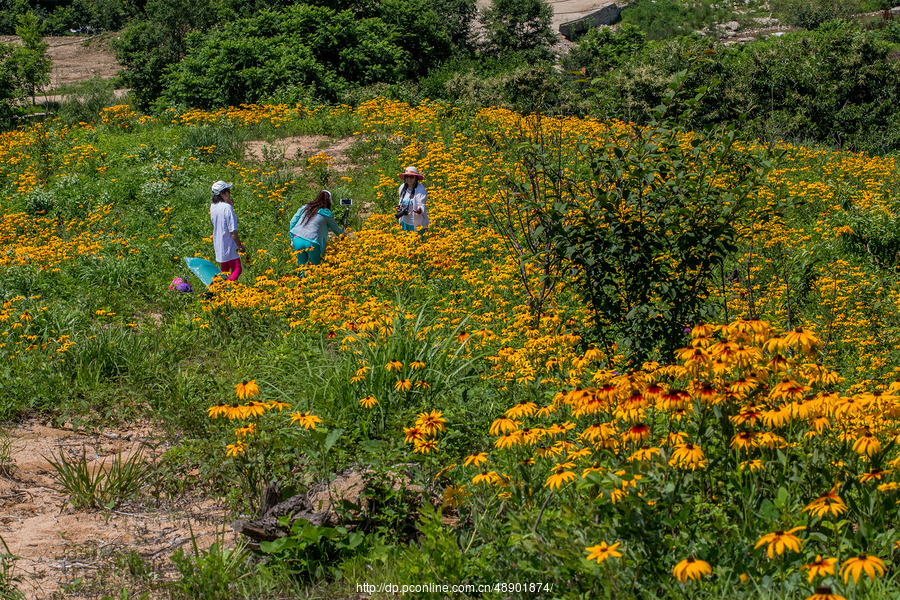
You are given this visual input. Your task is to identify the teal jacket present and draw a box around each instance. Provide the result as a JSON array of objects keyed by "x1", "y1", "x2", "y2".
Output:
[{"x1": 289, "y1": 207, "x2": 345, "y2": 251}]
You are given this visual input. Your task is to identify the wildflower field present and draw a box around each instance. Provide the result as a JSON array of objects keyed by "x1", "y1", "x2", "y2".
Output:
[{"x1": 2, "y1": 99, "x2": 900, "y2": 599}]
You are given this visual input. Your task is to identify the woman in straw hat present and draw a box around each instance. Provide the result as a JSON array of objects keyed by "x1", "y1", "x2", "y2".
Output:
[{"x1": 396, "y1": 166, "x2": 429, "y2": 235}]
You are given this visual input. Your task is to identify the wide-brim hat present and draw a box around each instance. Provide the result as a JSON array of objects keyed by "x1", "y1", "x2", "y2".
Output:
[
  {"x1": 212, "y1": 180, "x2": 233, "y2": 194},
  {"x1": 398, "y1": 166, "x2": 424, "y2": 181}
]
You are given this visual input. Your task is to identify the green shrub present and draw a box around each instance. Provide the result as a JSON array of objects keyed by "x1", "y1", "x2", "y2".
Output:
[
  {"x1": 620, "y1": 0, "x2": 726, "y2": 40},
  {"x1": 480, "y1": 0, "x2": 556, "y2": 61},
  {"x1": 56, "y1": 78, "x2": 117, "y2": 125},
  {"x1": 771, "y1": 0, "x2": 862, "y2": 30}
]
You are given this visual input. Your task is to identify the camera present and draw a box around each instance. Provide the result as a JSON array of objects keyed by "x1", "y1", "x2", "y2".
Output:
[
  {"x1": 395, "y1": 205, "x2": 410, "y2": 219},
  {"x1": 339, "y1": 198, "x2": 353, "y2": 206}
]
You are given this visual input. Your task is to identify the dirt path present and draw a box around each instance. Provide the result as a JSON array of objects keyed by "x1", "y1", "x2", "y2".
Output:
[{"x1": 1, "y1": 420, "x2": 228, "y2": 599}]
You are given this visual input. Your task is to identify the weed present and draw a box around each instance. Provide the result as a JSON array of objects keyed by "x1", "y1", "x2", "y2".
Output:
[
  {"x1": 44, "y1": 447, "x2": 151, "y2": 509},
  {"x1": 0, "y1": 429, "x2": 14, "y2": 477},
  {"x1": 0, "y1": 535, "x2": 24, "y2": 600},
  {"x1": 169, "y1": 527, "x2": 249, "y2": 600}
]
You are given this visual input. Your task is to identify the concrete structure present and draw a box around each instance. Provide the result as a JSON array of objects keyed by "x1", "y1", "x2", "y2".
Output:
[{"x1": 557, "y1": 2, "x2": 622, "y2": 40}]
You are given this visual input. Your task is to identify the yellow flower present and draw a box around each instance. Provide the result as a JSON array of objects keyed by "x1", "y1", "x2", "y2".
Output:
[
  {"x1": 235, "y1": 380, "x2": 259, "y2": 400},
  {"x1": 464, "y1": 452, "x2": 489, "y2": 467},
  {"x1": 244, "y1": 400, "x2": 269, "y2": 417},
  {"x1": 754, "y1": 526, "x2": 805, "y2": 559},
  {"x1": 805, "y1": 586, "x2": 845, "y2": 600},
  {"x1": 668, "y1": 443, "x2": 707, "y2": 470},
  {"x1": 442, "y1": 485, "x2": 469, "y2": 508},
  {"x1": 386, "y1": 359, "x2": 403, "y2": 372},
  {"x1": 415, "y1": 410, "x2": 447, "y2": 435},
  {"x1": 410, "y1": 360, "x2": 426, "y2": 370},
  {"x1": 394, "y1": 378, "x2": 412, "y2": 391},
  {"x1": 268, "y1": 400, "x2": 291, "y2": 411},
  {"x1": 207, "y1": 403, "x2": 228, "y2": 419},
  {"x1": 225, "y1": 441, "x2": 245, "y2": 457},
  {"x1": 802, "y1": 555, "x2": 837, "y2": 583},
  {"x1": 359, "y1": 395, "x2": 378, "y2": 409},
  {"x1": 489, "y1": 416, "x2": 519, "y2": 435},
  {"x1": 403, "y1": 426, "x2": 426, "y2": 445},
  {"x1": 290, "y1": 411, "x2": 322, "y2": 429},
  {"x1": 545, "y1": 463, "x2": 576, "y2": 490},
  {"x1": 673, "y1": 557, "x2": 712, "y2": 583},
  {"x1": 585, "y1": 541, "x2": 622, "y2": 564},
  {"x1": 803, "y1": 487, "x2": 847, "y2": 518},
  {"x1": 840, "y1": 554, "x2": 886, "y2": 583},
  {"x1": 414, "y1": 438, "x2": 438, "y2": 453}
]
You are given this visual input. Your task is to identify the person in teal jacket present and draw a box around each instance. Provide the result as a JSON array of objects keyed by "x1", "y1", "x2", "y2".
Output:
[{"x1": 289, "y1": 190, "x2": 351, "y2": 266}]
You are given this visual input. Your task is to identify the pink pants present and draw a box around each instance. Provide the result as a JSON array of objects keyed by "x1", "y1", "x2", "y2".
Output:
[{"x1": 219, "y1": 258, "x2": 242, "y2": 281}]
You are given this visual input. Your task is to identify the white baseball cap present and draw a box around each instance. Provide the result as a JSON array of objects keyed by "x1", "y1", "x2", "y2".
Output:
[{"x1": 211, "y1": 180, "x2": 233, "y2": 194}]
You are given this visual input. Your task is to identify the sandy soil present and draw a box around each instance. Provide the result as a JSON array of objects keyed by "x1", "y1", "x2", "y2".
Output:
[
  {"x1": 245, "y1": 135, "x2": 358, "y2": 172},
  {"x1": 1, "y1": 420, "x2": 227, "y2": 599},
  {"x1": 0, "y1": 36, "x2": 120, "y2": 90}
]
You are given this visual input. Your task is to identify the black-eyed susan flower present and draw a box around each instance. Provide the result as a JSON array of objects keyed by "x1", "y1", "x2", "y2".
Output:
[
  {"x1": 802, "y1": 555, "x2": 837, "y2": 583},
  {"x1": 803, "y1": 487, "x2": 847, "y2": 518},
  {"x1": 851, "y1": 430, "x2": 881, "y2": 456},
  {"x1": 673, "y1": 557, "x2": 712, "y2": 583},
  {"x1": 414, "y1": 438, "x2": 438, "y2": 453},
  {"x1": 857, "y1": 468, "x2": 888, "y2": 483},
  {"x1": 359, "y1": 395, "x2": 378, "y2": 409},
  {"x1": 207, "y1": 403, "x2": 228, "y2": 419},
  {"x1": 494, "y1": 431, "x2": 523, "y2": 449},
  {"x1": 545, "y1": 463, "x2": 576, "y2": 490},
  {"x1": 505, "y1": 400, "x2": 537, "y2": 419},
  {"x1": 416, "y1": 410, "x2": 447, "y2": 435},
  {"x1": 385, "y1": 359, "x2": 403, "y2": 372},
  {"x1": 289, "y1": 411, "x2": 322, "y2": 429},
  {"x1": 754, "y1": 526, "x2": 805, "y2": 558},
  {"x1": 441, "y1": 485, "x2": 469, "y2": 508},
  {"x1": 410, "y1": 360, "x2": 425, "y2": 370},
  {"x1": 268, "y1": 400, "x2": 290, "y2": 411},
  {"x1": 224, "y1": 403, "x2": 244, "y2": 420},
  {"x1": 235, "y1": 380, "x2": 259, "y2": 400},
  {"x1": 464, "y1": 452, "x2": 488, "y2": 467},
  {"x1": 456, "y1": 331, "x2": 470, "y2": 343},
  {"x1": 805, "y1": 586, "x2": 845, "y2": 600},
  {"x1": 225, "y1": 441, "x2": 245, "y2": 457},
  {"x1": 394, "y1": 378, "x2": 412, "y2": 392},
  {"x1": 668, "y1": 443, "x2": 706, "y2": 470},
  {"x1": 840, "y1": 553, "x2": 886, "y2": 583},
  {"x1": 730, "y1": 431, "x2": 757, "y2": 451},
  {"x1": 244, "y1": 400, "x2": 269, "y2": 418},
  {"x1": 585, "y1": 541, "x2": 622, "y2": 564},
  {"x1": 403, "y1": 426, "x2": 425, "y2": 445},
  {"x1": 472, "y1": 470, "x2": 498, "y2": 485}
]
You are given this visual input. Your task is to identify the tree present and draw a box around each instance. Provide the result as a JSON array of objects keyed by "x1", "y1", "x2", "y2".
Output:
[
  {"x1": 113, "y1": 0, "x2": 216, "y2": 110},
  {"x1": 12, "y1": 11, "x2": 51, "y2": 105},
  {"x1": 480, "y1": 0, "x2": 556, "y2": 61},
  {"x1": 486, "y1": 69, "x2": 774, "y2": 364}
]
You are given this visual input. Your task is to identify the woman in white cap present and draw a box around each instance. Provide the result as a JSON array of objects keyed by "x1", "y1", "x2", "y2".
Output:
[
  {"x1": 396, "y1": 166, "x2": 428, "y2": 234},
  {"x1": 210, "y1": 180, "x2": 245, "y2": 281},
  {"x1": 289, "y1": 190, "x2": 351, "y2": 268}
]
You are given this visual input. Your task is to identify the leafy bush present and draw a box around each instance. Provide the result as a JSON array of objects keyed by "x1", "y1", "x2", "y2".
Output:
[
  {"x1": 480, "y1": 0, "x2": 556, "y2": 61},
  {"x1": 771, "y1": 0, "x2": 862, "y2": 30},
  {"x1": 562, "y1": 23, "x2": 647, "y2": 77},
  {"x1": 620, "y1": 0, "x2": 727, "y2": 40}
]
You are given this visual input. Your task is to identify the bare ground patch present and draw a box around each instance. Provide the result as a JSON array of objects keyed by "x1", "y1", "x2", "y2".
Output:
[
  {"x1": 245, "y1": 135, "x2": 359, "y2": 173},
  {"x1": 1, "y1": 420, "x2": 230, "y2": 599}
]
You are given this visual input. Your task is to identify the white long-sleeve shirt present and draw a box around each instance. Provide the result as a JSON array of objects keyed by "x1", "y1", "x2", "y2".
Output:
[{"x1": 397, "y1": 182, "x2": 429, "y2": 229}]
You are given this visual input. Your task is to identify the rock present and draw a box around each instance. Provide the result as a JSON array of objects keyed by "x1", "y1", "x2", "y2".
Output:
[
  {"x1": 725, "y1": 21, "x2": 740, "y2": 31},
  {"x1": 752, "y1": 17, "x2": 779, "y2": 26}
]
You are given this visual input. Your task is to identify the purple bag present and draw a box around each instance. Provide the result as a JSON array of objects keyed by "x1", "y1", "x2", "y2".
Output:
[{"x1": 169, "y1": 277, "x2": 193, "y2": 294}]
